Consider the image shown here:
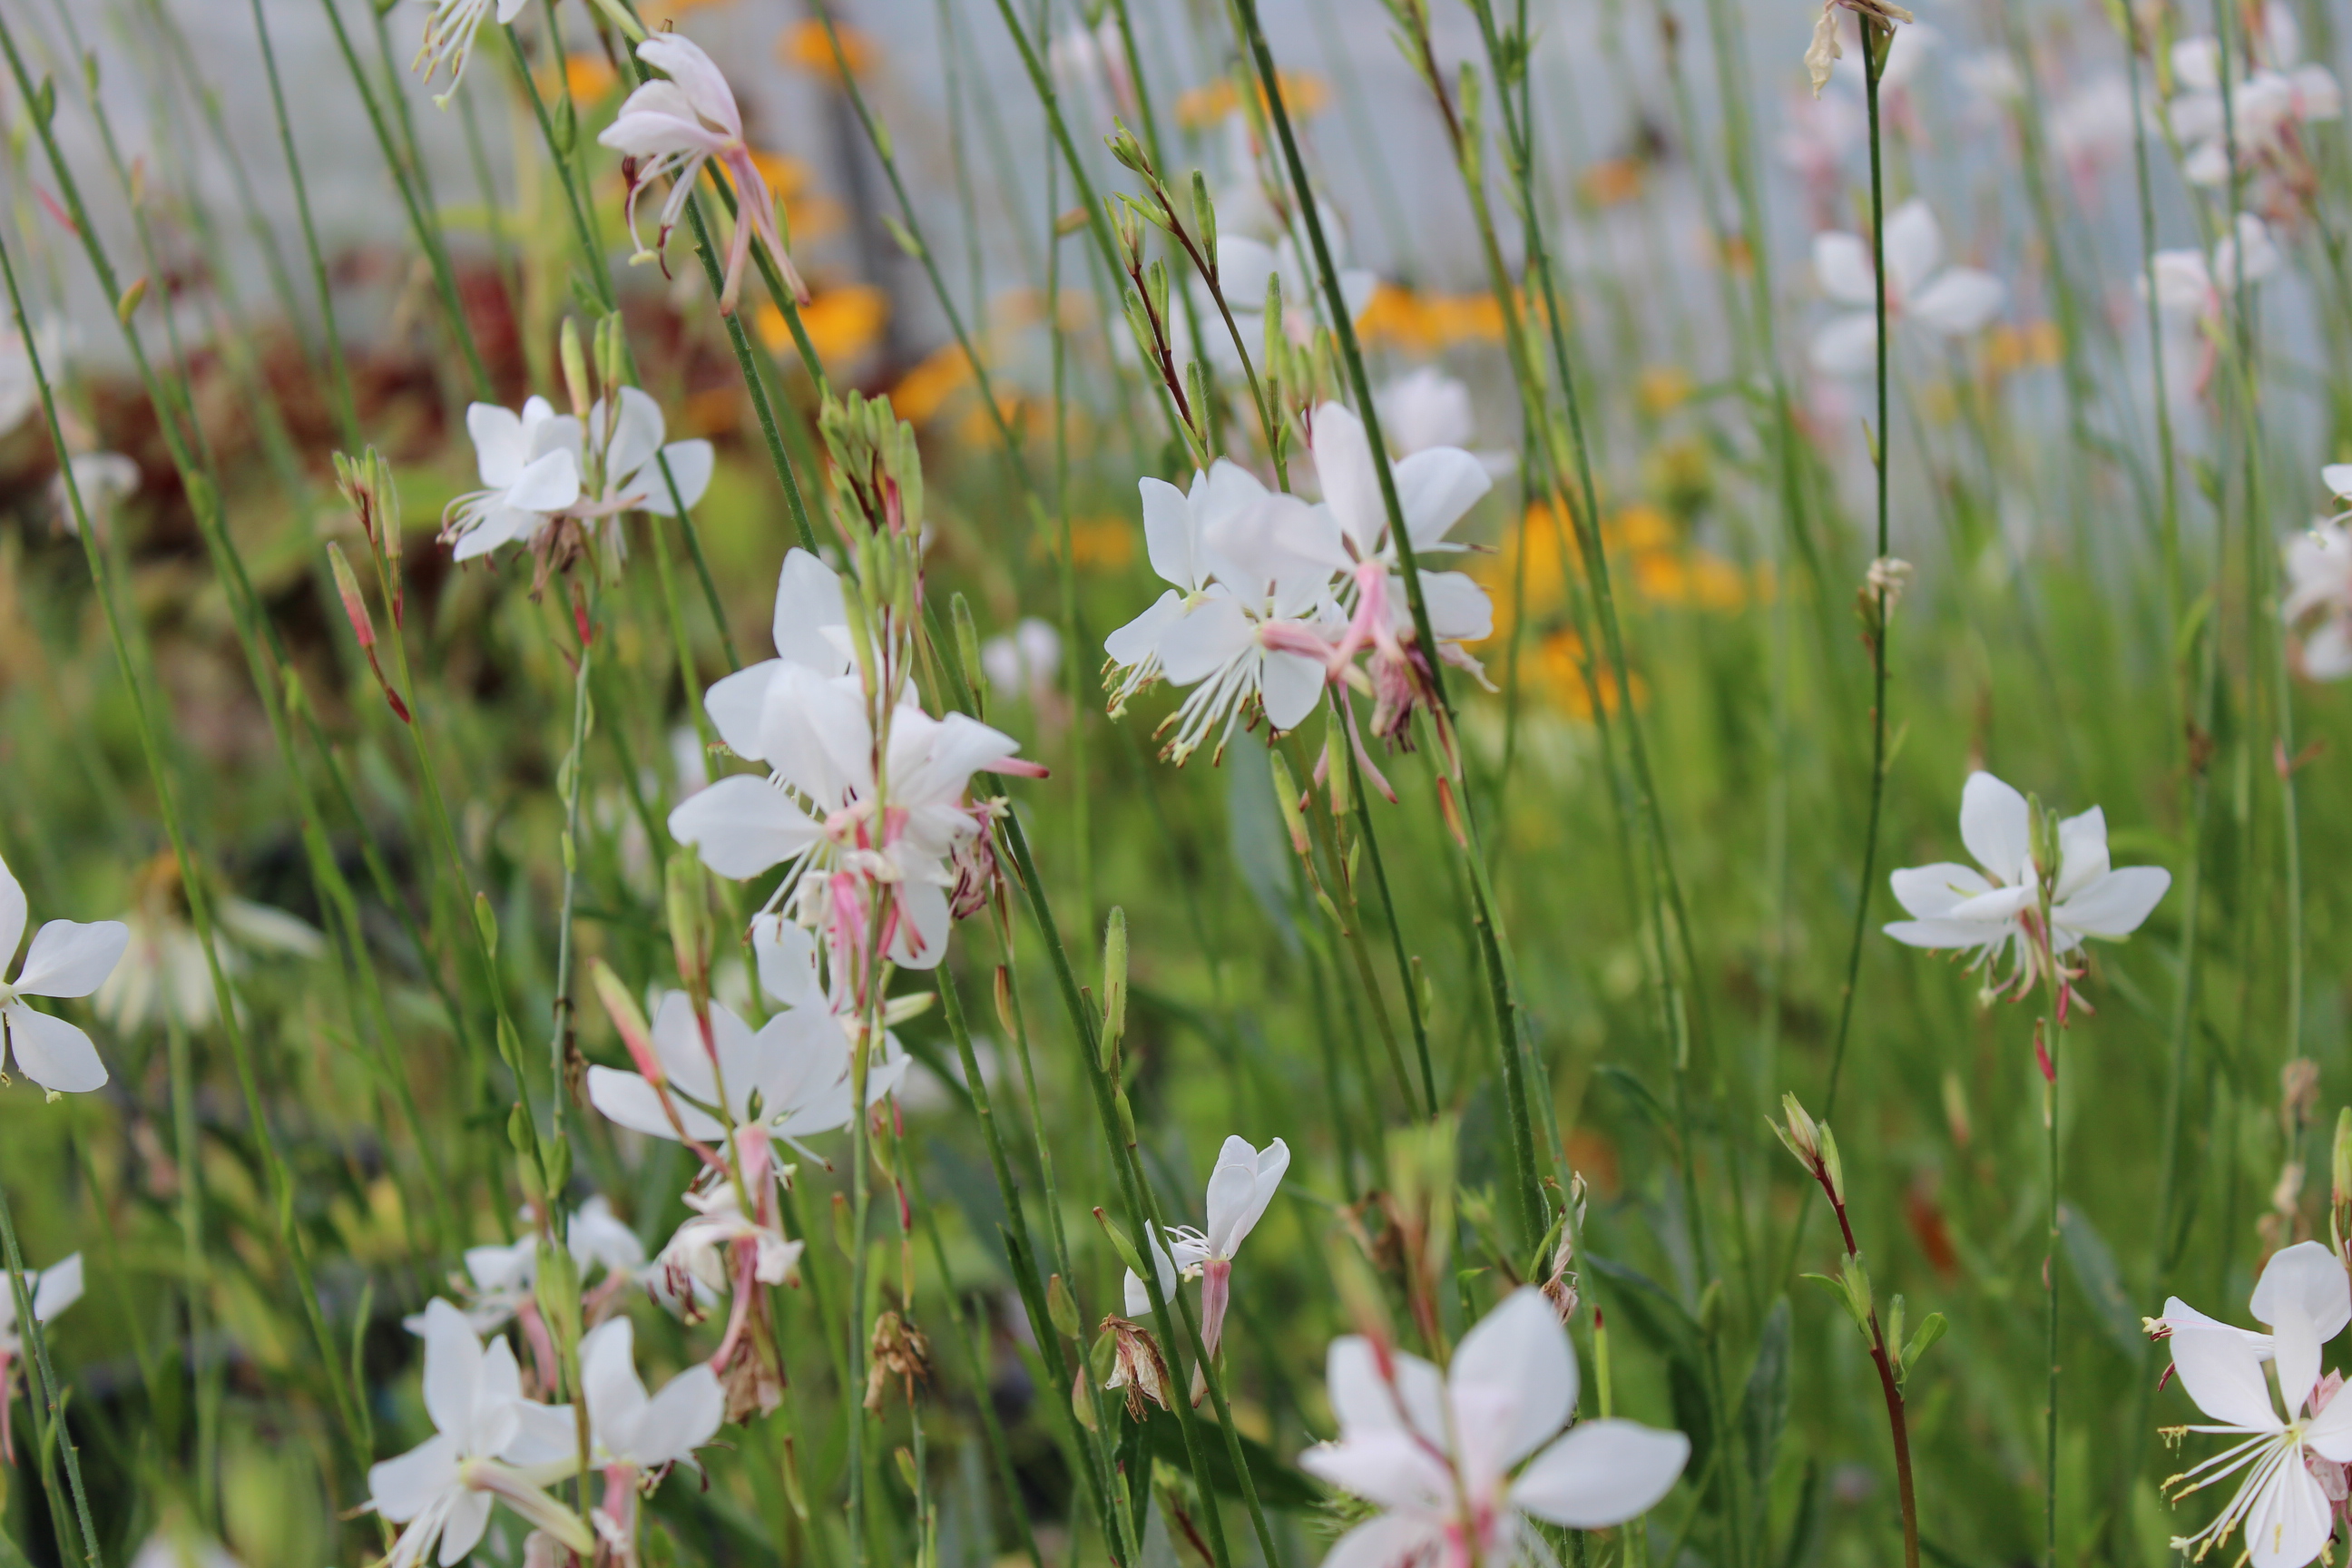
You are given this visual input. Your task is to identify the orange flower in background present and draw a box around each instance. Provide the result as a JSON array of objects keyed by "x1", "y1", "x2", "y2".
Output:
[
  {"x1": 1985, "y1": 319, "x2": 2062, "y2": 376},
  {"x1": 1635, "y1": 365, "x2": 1692, "y2": 416},
  {"x1": 1173, "y1": 70, "x2": 1328, "y2": 130},
  {"x1": 537, "y1": 54, "x2": 618, "y2": 104},
  {"x1": 779, "y1": 18, "x2": 876, "y2": 81},
  {"x1": 759, "y1": 285, "x2": 890, "y2": 366},
  {"x1": 1029, "y1": 515, "x2": 1137, "y2": 572},
  {"x1": 1355, "y1": 285, "x2": 1506, "y2": 355},
  {"x1": 1578, "y1": 157, "x2": 1646, "y2": 208},
  {"x1": 638, "y1": 0, "x2": 733, "y2": 24},
  {"x1": 1527, "y1": 626, "x2": 1643, "y2": 720},
  {"x1": 889, "y1": 343, "x2": 977, "y2": 425}
]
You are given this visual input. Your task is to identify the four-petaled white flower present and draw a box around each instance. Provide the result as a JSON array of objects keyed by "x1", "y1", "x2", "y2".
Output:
[
  {"x1": 0, "y1": 853, "x2": 128, "y2": 1095},
  {"x1": 0, "y1": 1254, "x2": 81, "y2": 1462},
  {"x1": 2283, "y1": 470, "x2": 2352, "y2": 680},
  {"x1": 1122, "y1": 1135, "x2": 1289, "y2": 1361},
  {"x1": 580, "y1": 1316, "x2": 725, "y2": 1560},
  {"x1": 364, "y1": 1299, "x2": 591, "y2": 1568},
  {"x1": 2169, "y1": 7, "x2": 2342, "y2": 189},
  {"x1": 410, "y1": 0, "x2": 525, "y2": 103},
  {"x1": 1300, "y1": 1287, "x2": 1690, "y2": 1568},
  {"x1": 668, "y1": 549, "x2": 1034, "y2": 967},
  {"x1": 442, "y1": 397, "x2": 583, "y2": 563},
  {"x1": 599, "y1": 34, "x2": 807, "y2": 316},
  {"x1": 1809, "y1": 199, "x2": 2006, "y2": 376},
  {"x1": 2155, "y1": 1241, "x2": 2352, "y2": 1568},
  {"x1": 1884, "y1": 770, "x2": 2171, "y2": 1000},
  {"x1": 1102, "y1": 462, "x2": 1339, "y2": 762}
]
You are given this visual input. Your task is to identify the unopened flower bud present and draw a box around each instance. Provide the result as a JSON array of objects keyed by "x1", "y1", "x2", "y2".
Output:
[
  {"x1": 559, "y1": 318, "x2": 591, "y2": 419},
  {"x1": 1269, "y1": 750, "x2": 1310, "y2": 857},
  {"x1": 1771, "y1": 1092, "x2": 1821, "y2": 1171}
]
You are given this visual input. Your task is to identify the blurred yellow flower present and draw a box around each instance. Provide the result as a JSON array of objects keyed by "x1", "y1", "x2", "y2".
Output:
[
  {"x1": 1356, "y1": 285, "x2": 1506, "y2": 355},
  {"x1": 637, "y1": 0, "x2": 733, "y2": 24},
  {"x1": 1578, "y1": 157, "x2": 1646, "y2": 208},
  {"x1": 1985, "y1": 319, "x2": 2062, "y2": 375},
  {"x1": 779, "y1": 18, "x2": 877, "y2": 80},
  {"x1": 1486, "y1": 498, "x2": 1755, "y2": 628},
  {"x1": 1526, "y1": 626, "x2": 1643, "y2": 720},
  {"x1": 1173, "y1": 71, "x2": 1328, "y2": 129},
  {"x1": 760, "y1": 285, "x2": 891, "y2": 366},
  {"x1": 1029, "y1": 514, "x2": 1137, "y2": 571},
  {"x1": 1635, "y1": 365, "x2": 1692, "y2": 416},
  {"x1": 536, "y1": 54, "x2": 618, "y2": 104},
  {"x1": 891, "y1": 343, "x2": 977, "y2": 425}
]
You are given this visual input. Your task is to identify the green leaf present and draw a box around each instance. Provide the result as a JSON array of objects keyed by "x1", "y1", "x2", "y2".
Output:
[
  {"x1": 2057, "y1": 1202, "x2": 2142, "y2": 1360},
  {"x1": 1901, "y1": 1312, "x2": 1949, "y2": 1386}
]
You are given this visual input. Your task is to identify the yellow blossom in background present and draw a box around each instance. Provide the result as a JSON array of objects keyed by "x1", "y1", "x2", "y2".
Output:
[
  {"x1": 1355, "y1": 285, "x2": 1505, "y2": 355},
  {"x1": 760, "y1": 285, "x2": 890, "y2": 366},
  {"x1": 1578, "y1": 157, "x2": 1646, "y2": 208},
  {"x1": 780, "y1": 19, "x2": 877, "y2": 81},
  {"x1": 636, "y1": 0, "x2": 732, "y2": 25},
  {"x1": 536, "y1": 54, "x2": 617, "y2": 105},
  {"x1": 891, "y1": 343, "x2": 977, "y2": 425},
  {"x1": 1635, "y1": 366, "x2": 1692, "y2": 416},
  {"x1": 1527, "y1": 626, "x2": 1643, "y2": 720},
  {"x1": 747, "y1": 151, "x2": 845, "y2": 242},
  {"x1": 1029, "y1": 515, "x2": 1137, "y2": 572},
  {"x1": 1173, "y1": 70, "x2": 1328, "y2": 130},
  {"x1": 1985, "y1": 319, "x2": 2062, "y2": 376}
]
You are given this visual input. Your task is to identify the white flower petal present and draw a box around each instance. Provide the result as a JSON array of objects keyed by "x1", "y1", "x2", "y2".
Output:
[
  {"x1": 3, "y1": 1004, "x2": 108, "y2": 1093},
  {"x1": 505, "y1": 449, "x2": 582, "y2": 515},
  {"x1": 771, "y1": 548, "x2": 852, "y2": 676},
  {"x1": 466, "y1": 404, "x2": 527, "y2": 489},
  {"x1": 1510, "y1": 1418, "x2": 1690, "y2": 1527},
  {"x1": 2171, "y1": 1323, "x2": 2288, "y2": 1431},
  {"x1": 1910, "y1": 269, "x2": 2005, "y2": 336},
  {"x1": 416, "y1": 1299, "x2": 486, "y2": 1439},
  {"x1": 667, "y1": 775, "x2": 822, "y2": 880},
  {"x1": 1881, "y1": 199, "x2": 1943, "y2": 298},
  {"x1": 2249, "y1": 1241, "x2": 2352, "y2": 1344},
  {"x1": 638, "y1": 441, "x2": 714, "y2": 515},
  {"x1": 33, "y1": 1255, "x2": 82, "y2": 1321},
  {"x1": 1958, "y1": 771, "x2": 2032, "y2": 883},
  {"x1": 2244, "y1": 1453, "x2": 2334, "y2": 1568},
  {"x1": 1888, "y1": 863, "x2": 1995, "y2": 918},
  {"x1": 1392, "y1": 446, "x2": 1492, "y2": 553},
  {"x1": 1809, "y1": 312, "x2": 1878, "y2": 377},
  {"x1": 2053, "y1": 866, "x2": 2171, "y2": 939},
  {"x1": 0, "y1": 854, "x2": 24, "y2": 960},
  {"x1": 1450, "y1": 1287, "x2": 1576, "y2": 1469},
  {"x1": 1142, "y1": 475, "x2": 1203, "y2": 591},
  {"x1": 15, "y1": 919, "x2": 130, "y2": 998},
  {"x1": 1812, "y1": 231, "x2": 1877, "y2": 307}
]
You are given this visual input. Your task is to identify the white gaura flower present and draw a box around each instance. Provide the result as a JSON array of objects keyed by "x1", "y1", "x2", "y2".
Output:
[
  {"x1": 1809, "y1": 199, "x2": 2006, "y2": 376},
  {"x1": 2155, "y1": 1242, "x2": 2352, "y2": 1568},
  {"x1": 580, "y1": 1317, "x2": 724, "y2": 1561},
  {"x1": 416, "y1": 1198, "x2": 650, "y2": 1337},
  {"x1": 586, "y1": 387, "x2": 714, "y2": 519},
  {"x1": 93, "y1": 862, "x2": 322, "y2": 1038},
  {"x1": 1212, "y1": 226, "x2": 1377, "y2": 368},
  {"x1": 2151, "y1": 214, "x2": 2281, "y2": 326},
  {"x1": 1301, "y1": 1288, "x2": 1690, "y2": 1568},
  {"x1": 1288, "y1": 401, "x2": 1496, "y2": 729},
  {"x1": 982, "y1": 617, "x2": 1063, "y2": 709},
  {"x1": 1102, "y1": 462, "x2": 1339, "y2": 761},
  {"x1": 1121, "y1": 1136, "x2": 1289, "y2": 1360},
  {"x1": 2285, "y1": 472, "x2": 2352, "y2": 679},
  {"x1": 587, "y1": 990, "x2": 903, "y2": 1161},
  {"x1": 599, "y1": 34, "x2": 807, "y2": 316},
  {"x1": 365, "y1": 1300, "x2": 591, "y2": 1568},
  {"x1": 2170, "y1": 7, "x2": 2341, "y2": 188},
  {"x1": 0, "y1": 854, "x2": 128, "y2": 1095},
  {"x1": 667, "y1": 549, "x2": 1037, "y2": 967},
  {"x1": 411, "y1": 0, "x2": 526, "y2": 103},
  {"x1": 441, "y1": 397, "x2": 583, "y2": 563},
  {"x1": 0, "y1": 1254, "x2": 81, "y2": 1462},
  {"x1": 659, "y1": 1172, "x2": 805, "y2": 1298},
  {"x1": 1884, "y1": 770, "x2": 2171, "y2": 1001},
  {"x1": 1376, "y1": 368, "x2": 1514, "y2": 475}
]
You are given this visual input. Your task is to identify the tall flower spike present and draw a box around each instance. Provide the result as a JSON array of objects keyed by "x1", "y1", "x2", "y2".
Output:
[
  {"x1": 0, "y1": 851, "x2": 129, "y2": 1094},
  {"x1": 599, "y1": 34, "x2": 808, "y2": 315}
]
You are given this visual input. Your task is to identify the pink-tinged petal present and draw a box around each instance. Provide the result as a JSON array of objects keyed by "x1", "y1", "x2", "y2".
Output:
[
  {"x1": 2053, "y1": 866, "x2": 2170, "y2": 939},
  {"x1": 701, "y1": 662, "x2": 781, "y2": 762},
  {"x1": 0, "y1": 855, "x2": 24, "y2": 960},
  {"x1": 636, "y1": 34, "x2": 741, "y2": 137},
  {"x1": 466, "y1": 404, "x2": 526, "y2": 489},
  {"x1": 1141, "y1": 475, "x2": 1203, "y2": 590},
  {"x1": 3, "y1": 1005, "x2": 107, "y2": 1093},
  {"x1": 504, "y1": 449, "x2": 581, "y2": 514},
  {"x1": 1812, "y1": 231, "x2": 1876, "y2": 307},
  {"x1": 2244, "y1": 1455, "x2": 2334, "y2": 1568},
  {"x1": 887, "y1": 879, "x2": 954, "y2": 972},
  {"x1": 1808, "y1": 312, "x2": 1877, "y2": 377},
  {"x1": 1157, "y1": 593, "x2": 1254, "y2": 686},
  {"x1": 638, "y1": 441, "x2": 713, "y2": 515},
  {"x1": 1888, "y1": 863, "x2": 1994, "y2": 918},
  {"x1": 1512, "y1": 1419, "x2": 1690, "y2": 1528},
  {"x1": 599, "y1": 97, "x2": 727, "y2": 158},
  {"x1": 1959, "y1": 770, "x2": 2032, "y2": 882},
  {"x1": 1308, "y1": 402, "x2": 1386, "y2": 557},
  {"x1": 1320, "y1": 1511, "x2": 1446, "y2": 1568},
  {"x1": 1450, "y1": 1288, "x2": 1576, "y2": 1469},
  {"x1": 32, "y1": 1256, "x2": 81, "y2": 1321},
  {"x1": 1326, "y1": 1337, "x2": 1447, "y2": 1443},
  {"x1": 2304, "y1": 1377, "x2": 2352, "y2": 1461},
  {"x1": 1105, "y1": 590, "x2": 1184, "y2": 667},
  {"x1": 1202, "y1": 1136, "x2": 1274, "y2": 1255},
  {"x1": 1910, "y1": 269, "x2": 2005, "y2": 336},
  {"x1": 2171, "y1": 1323, "x2": 2287, "y2": 1431},
  {"x1": 367, "y1": 1433, "x2": 462, "y2": 1522},
  {"x1": 1392, "y1": 446, "x2": 1492, "y2": 553},
  {"x1": 15, "y1": 920, "x2": 128, "y2": 998},
  {"x1": 1881, "y1": 199, "x2": 1943, "y2": 299},
  {"x1": 1298, "y1": 1431, "x2": 1454, "y2": 1514},
  {"x1": 666, "y1": 775, "x2": 821, "y2": 879},
  {"x1": 1881, "y1": 917, "x2": 2005, "y2": 950},
  {"x1": 2249, "y1": 1242, "x2": 2351, "y2": 1344}
]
